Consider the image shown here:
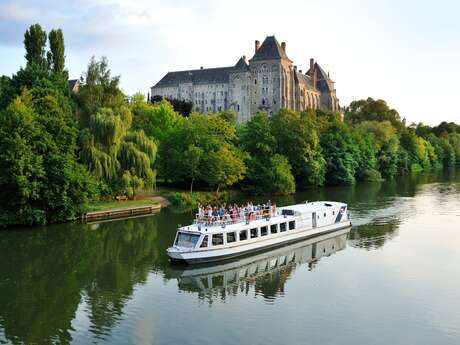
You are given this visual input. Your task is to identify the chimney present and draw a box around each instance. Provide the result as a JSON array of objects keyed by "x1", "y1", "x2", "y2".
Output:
[
  {"x1": 242, "y1": 55, "x2": 246, "y2": 61},
  {"x1": 310, "y1": 58, "x2": 317, "y2": 88},
  {"x1": 255, "y1": 40, "x2": 260, "y2": 54},
  {"x1": 281, "y1": 42, "x2": 286, "y2": 53}
]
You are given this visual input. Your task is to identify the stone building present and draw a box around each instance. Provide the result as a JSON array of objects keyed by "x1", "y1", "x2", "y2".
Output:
[{"x1": 151, "y1": 36, "x2": 341, "y2": 123}]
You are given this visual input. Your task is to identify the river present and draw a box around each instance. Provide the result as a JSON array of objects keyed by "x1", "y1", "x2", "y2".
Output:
[{"x1": 1, "y1": 170, "x2": 459, "y2": 345}]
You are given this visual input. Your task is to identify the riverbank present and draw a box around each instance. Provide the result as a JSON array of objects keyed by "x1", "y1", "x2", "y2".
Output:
[{"x1": 83, "y1": 196, "x2": 170, "y2": 222}]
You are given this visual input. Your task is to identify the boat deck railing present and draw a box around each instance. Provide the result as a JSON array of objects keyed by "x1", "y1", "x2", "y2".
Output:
[{"x1": 194, "y1": 206, "x2": 277, "y2": 227}]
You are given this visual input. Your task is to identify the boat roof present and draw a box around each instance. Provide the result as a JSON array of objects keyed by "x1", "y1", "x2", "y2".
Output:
[
  {"x1": 179, "y1": 214, "x2": 295, "y2": 234},
  {"x1": 278, "y1": 201, "x2": 347, "y2": 213}
]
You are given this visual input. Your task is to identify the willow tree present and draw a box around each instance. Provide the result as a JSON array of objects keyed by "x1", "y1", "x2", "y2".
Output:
[{"x1": 78, "y1": 58, "x2": 157, "y2": 198}]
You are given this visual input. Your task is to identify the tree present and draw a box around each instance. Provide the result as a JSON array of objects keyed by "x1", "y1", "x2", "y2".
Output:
[
  {"x1": 238, "y1": 112, "x2": 295, "y2": 194},
  {"x1": 131, "y1": 95, "x2": 178, "y2": 142},
  {"x1": 24, "y1": 24, "x2": 47, "y2": 66},
  {"x1": 355, "y1": 121, "x2": 399, "y2": 178},
  {"x1": 157, "y1": 113, "x2": 246, "y2": 191},
  {"x1": 76, "y1": 56, "x2": 124, "y2": 126},
  {"x1": 319, "y1": 115, "x2": 360, "y2": 185},
  {"x1": 0, "y1": 25, "x2": 98, "y2": 226},
  {"x1": 151, "y1": 95, "x2": 193, "y2": 116},
  {"x1": 270, "y1": 154, "x2": 296, "y2": 194},
  {"x1": 47, "y1": 29, "x2": 65, "y2": 73},
  {"x1": 217, "y1": 110, "x2": 237, "y2": 124},
  {"x1": 271, "y1": 108, "x2": 326, "y2": 187},
  {"x1": 184, "y1": 145, "x2": 203, "y2": 193},
  {"x1": 345, "y1": 97, "x2": 403, "y2": 130},
  {"x1": 77, "y1": 58, "x2": 157, "y2": 198},
  {"x1": 0, "y1": 89, "x2": 97, "y2": 226},
  {"x1": 202, "y1": 146, "x2": 246, "y2": 192},
  {"x1": 448, "y1": 132, "x2": 460, "y2": 163}
]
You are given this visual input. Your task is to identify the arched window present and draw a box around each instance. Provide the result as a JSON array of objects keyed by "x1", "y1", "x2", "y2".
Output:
[{"x1": 262, "y1": 98, "x2": 266, "y2": 105}]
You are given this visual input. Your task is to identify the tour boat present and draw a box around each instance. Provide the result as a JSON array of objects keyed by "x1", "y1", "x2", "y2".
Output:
[
  {"x1": 166, "y1": 227, "x2": 350, "y2": 294},
  {"x1": 167, "y1": 201, "x2": 351, "y2": 264}
]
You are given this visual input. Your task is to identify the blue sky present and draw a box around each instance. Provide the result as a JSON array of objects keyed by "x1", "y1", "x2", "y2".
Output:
[{"x1": 1, "y1": 0, "x2": 459, "y2": 125}]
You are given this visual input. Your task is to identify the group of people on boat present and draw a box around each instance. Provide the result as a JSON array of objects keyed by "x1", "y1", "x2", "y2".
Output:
[{"x1": 196, "y1": 201, "x2": 277, "y2": 226}]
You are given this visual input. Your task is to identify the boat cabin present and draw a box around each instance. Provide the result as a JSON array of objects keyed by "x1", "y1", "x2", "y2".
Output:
[{"x1": 172, "y1": 201, "x2": 348, "y2": 251}]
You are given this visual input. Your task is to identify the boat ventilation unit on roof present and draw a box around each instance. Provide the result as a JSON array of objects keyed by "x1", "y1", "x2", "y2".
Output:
[{"x1": 281, "y1": 209, "x2": 295, "y2": 216}]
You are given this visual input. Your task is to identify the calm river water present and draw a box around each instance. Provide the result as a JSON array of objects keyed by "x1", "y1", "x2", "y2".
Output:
[{"x1": 1, "y1": 170, "x2": 460, "y2": 345}]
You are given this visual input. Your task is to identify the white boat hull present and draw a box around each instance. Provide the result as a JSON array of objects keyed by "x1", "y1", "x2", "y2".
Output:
[{"x1": 168, "y1": 220, "x2": 351, "y2": 264}]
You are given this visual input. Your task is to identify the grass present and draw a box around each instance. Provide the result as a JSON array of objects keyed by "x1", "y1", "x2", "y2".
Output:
[{"x1": 86, "y1": 199, "x2": 159, "y2": 212}]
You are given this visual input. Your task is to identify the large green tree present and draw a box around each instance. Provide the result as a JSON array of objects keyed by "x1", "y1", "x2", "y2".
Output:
[
  {"x1": 159, "y1": 113, "x2": 246, "y2": 192},
  {"x1": 345, "y1": 97, "x2": 404, "y2": 130},
  {"x1": 24, "y1": 23, "x2": 47, "y2": 66},
  {"x1": 355, "y1": 121, "x2": 399, "y2": 178},
  {"x1": 238, "y1": 112, "x2": 295, "y2": 194},
  {"x1": 319, "y1": 114, "x2": 360, "y2": 185},
  {"x1": 0, "y1": 25, "x2": 98, "y2": 226},
  {"x1": 271, "y1": 108, "x2": 326, "y2": 187}
]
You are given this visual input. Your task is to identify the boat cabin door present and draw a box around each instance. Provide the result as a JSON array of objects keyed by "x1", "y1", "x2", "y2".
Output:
[{"x1": 312, "y1": 212, "x2": 317, "y2": 228}]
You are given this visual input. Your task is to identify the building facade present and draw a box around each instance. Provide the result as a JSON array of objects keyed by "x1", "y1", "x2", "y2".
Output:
[{"x1": 151, "y1": 36, "x2": 341, "y2": 123}]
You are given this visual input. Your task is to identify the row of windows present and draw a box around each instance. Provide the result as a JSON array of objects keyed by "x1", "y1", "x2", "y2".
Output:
[
  {"x1": 194, "y1": 91, "x2": 228, "y2": 98},
  {"x1": 195, "y1": 99, "x2": 227, "y2": 105},
  {"x1": 200, "y1": 221, "x2": 296, "y2": 248}
]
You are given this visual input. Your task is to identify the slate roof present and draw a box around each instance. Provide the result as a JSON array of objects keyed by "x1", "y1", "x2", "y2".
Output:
[
  {"x1": 250, "y1": 36, "x2": 292, "y2": 62},
  {"x1": 152, "y1": 56, "x2": 250, "y2": 88},
  {"x1": 234, "y1": 56, "x2": 249, "y2": 71},
  {"x1": 305, "y1": 62, "x2": 334, "y2": 91},
  {"x1": 297, "y1": 73, "x2": 315, "y2": 90},
  {"x1": 153, "y1": 66, "x2": 237, "y2": 88},
  {"x1": 68, "y1": 79, "x2": 79, "y2": 91}
]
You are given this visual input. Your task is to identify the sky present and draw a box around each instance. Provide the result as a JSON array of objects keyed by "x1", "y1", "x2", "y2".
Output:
[{"x1": 0, "y1": 0, "x2": 459, "y2": 125}]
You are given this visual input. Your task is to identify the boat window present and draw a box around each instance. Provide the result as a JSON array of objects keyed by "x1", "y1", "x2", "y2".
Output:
[
  {"x1": 250, "y1": 228, "x2": 258, "y2": 238},
  {"x1": 270, "y1": 223, "x2": 278, "y2": 234},
  {"x1": 280, "y1": 223, "x2": 287, "y2": 232},
  {"x1": 333, "y1": 211, "x2": 335, "y2": 215},
  {"x1": 227, "y1": 232, "x2": 236, "y2": 243},
  {"x1": 239, "y1": 230, "x2": 248, "y2": 241},
  {"x1": 200, "y1": 235, "x2": 208, "y2": 248},
  {"x1": 288, "y1": 221, "x2": 295, "y2": 230},
  {"x1": 324, "y1": 213, "x2": 326, "y2": 217},
  {"x1": 175, "y1": 232, "x2": 201, "y2": 248},
  {"x1": 260, "y1": 226, "x2": 268, "y2": 236},
  {"x1": 212, "y1": 233, "x2": 224, "y2": 246}
]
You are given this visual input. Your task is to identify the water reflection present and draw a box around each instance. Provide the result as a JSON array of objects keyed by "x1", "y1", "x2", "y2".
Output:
[
  {"x1": 165, "y1": 228, "x2": 350, "y2": 303},
  {"x1": 0, "y1": 169, "x2": 459, "y2": 344}
]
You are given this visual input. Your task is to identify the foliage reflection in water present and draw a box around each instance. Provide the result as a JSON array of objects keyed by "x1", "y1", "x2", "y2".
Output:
[{"x1": 0, "y1": 168, "x2": 459, "y2": 345}]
